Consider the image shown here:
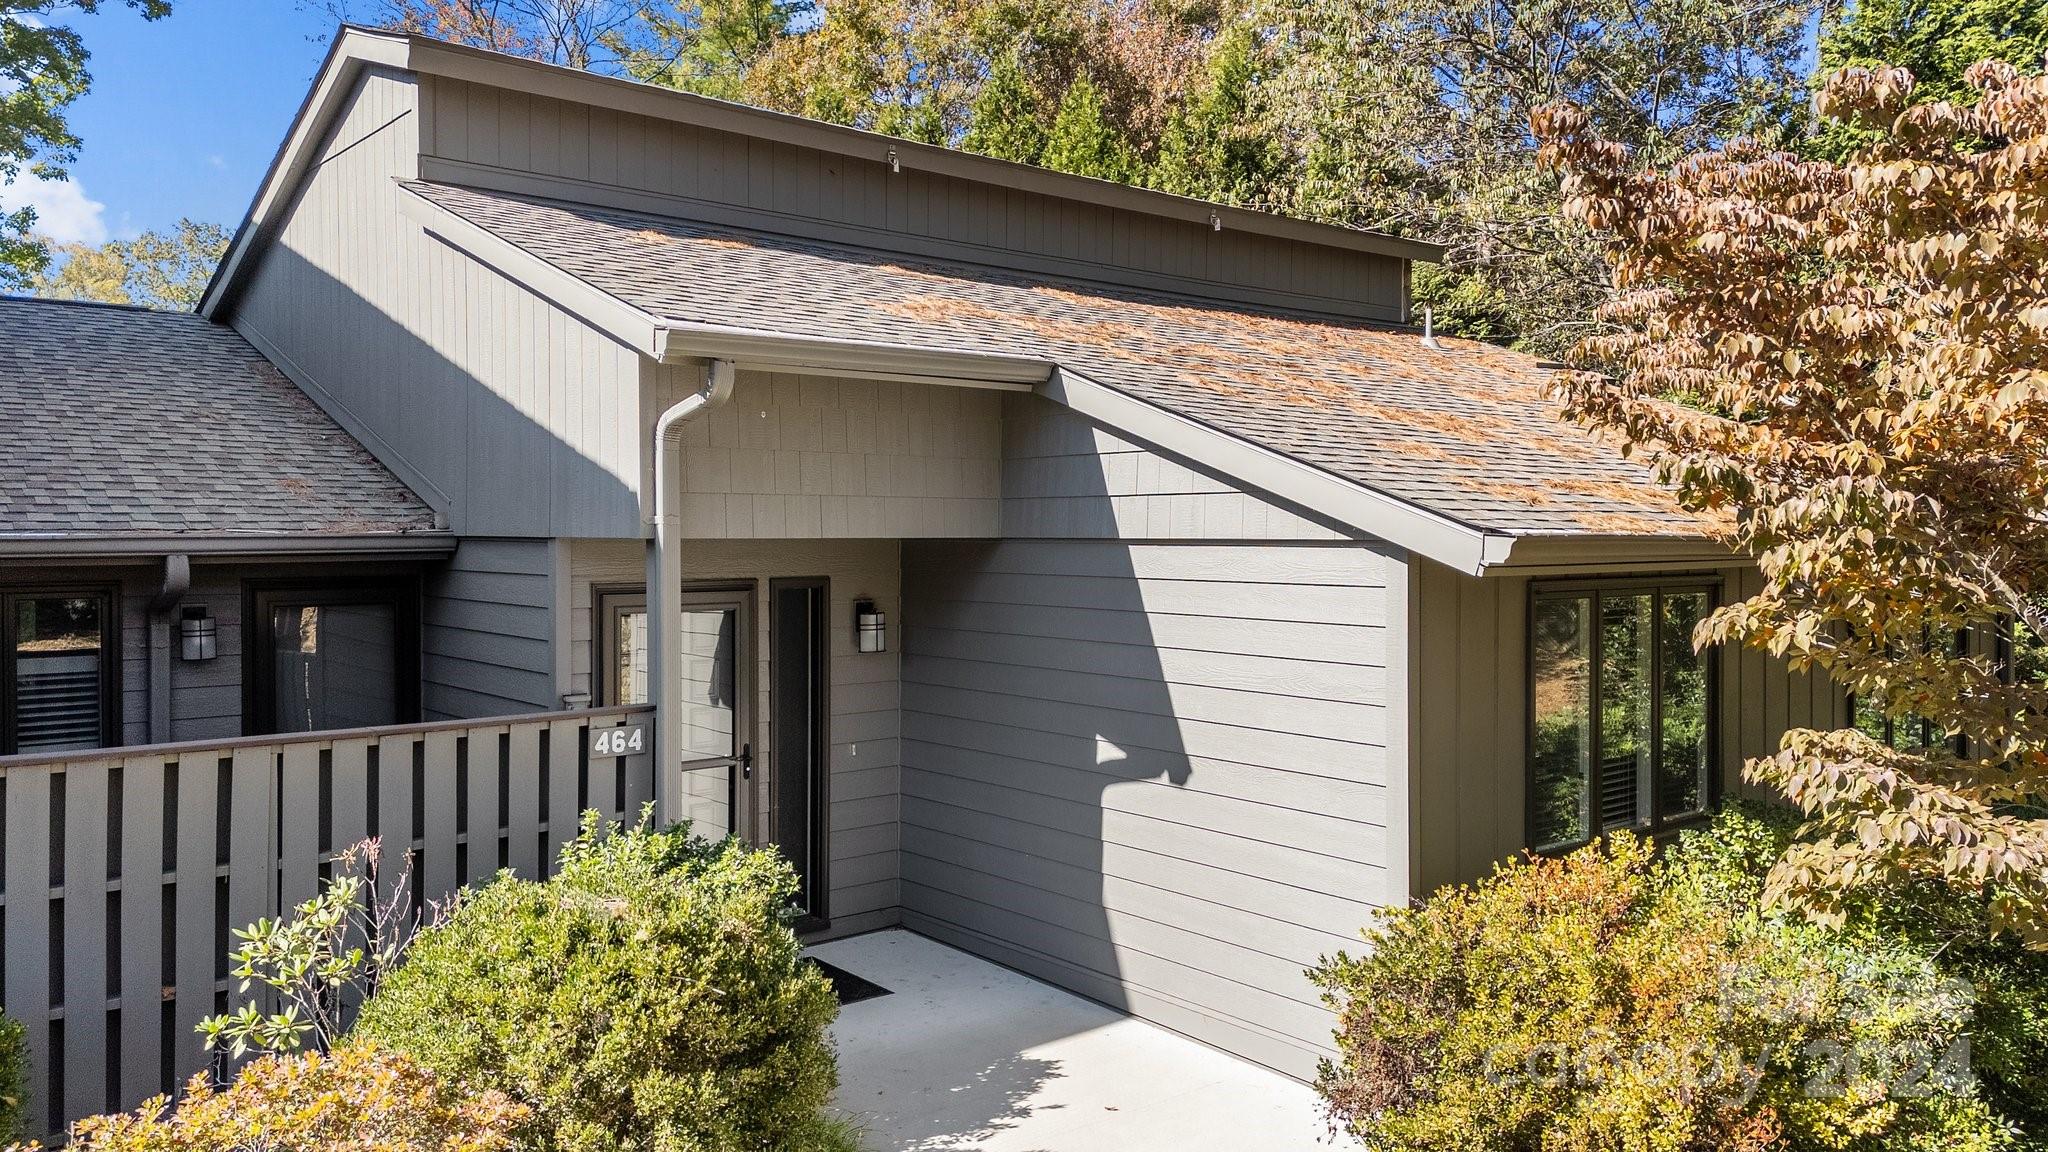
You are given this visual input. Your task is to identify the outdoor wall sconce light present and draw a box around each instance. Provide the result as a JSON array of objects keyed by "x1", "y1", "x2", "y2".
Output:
[
  {"x1": 855, "y1": 599, "x2": 887, "y2": 654},
  {"x1": 180, "y1": 606, "x2": 217, "y2": 662}
]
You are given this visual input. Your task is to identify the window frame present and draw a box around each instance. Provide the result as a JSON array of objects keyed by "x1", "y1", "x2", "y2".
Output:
[
  {"x1": 0, "y1": 584, "x2": 121, "y2": 756},
  {"x1": 1525, "y1": 574, "x2": 1723, "y2": 854},
  {"x1": 594, "y1": 586, "x2": 649, "y2": 708},
  {"x1": 242, "y1": 577, "x2": 421, "y2": 737}
]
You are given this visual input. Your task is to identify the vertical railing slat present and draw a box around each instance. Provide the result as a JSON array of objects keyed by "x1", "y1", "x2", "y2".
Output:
[
  {"x1": 61, "y1": 760, "x2": 111, "y2": 1124},
  {"x1": 465, "y1": 729, "x2": 502, "y2": 888},
  {"x1": 117, "y1": 754, "x2": 165, "y2": 1109},
  {"x1": 170, "y1": 752, "x2": 218, "y2": 1093},
  {"x1": 3, "y1": 766, "x2": 54, "y2": 1136},
  {"x1": 277, "y1": 744, "x2": 322, "y2": 916},
  {"x1": 375, "y1": 734, "x2": 417, "y2": 913},
  {"x1": 546, "y1": 718, "x2": 585, "y2": 873},
  {"x1": 420, "y1": 731, "x2": 459, "y2": 909},
  {"x1": 221, "y1": 745, "x2": 275, "y2": 1082},
  {"x1": 506, "y1": 726, "x2": 543, "y2": 880},
  {"x1": 328, "y1": 738, "x2": 371, "y2": 859}
]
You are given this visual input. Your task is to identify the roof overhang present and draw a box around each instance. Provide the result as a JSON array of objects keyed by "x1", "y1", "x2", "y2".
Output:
[
  {"x1": 0, "y1": 533, "x2": 458, "y2": 562},
  {"x1": 201, "y1": 25, "x2": 1440, "y2": 320},
  {"x1": 395, "y1": 182, "x2": 1729, "y2": 575}
]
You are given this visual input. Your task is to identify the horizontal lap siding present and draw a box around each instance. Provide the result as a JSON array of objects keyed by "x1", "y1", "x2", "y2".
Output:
[
  {"x1": 423, "y1": 538, "x2": 560, "y2": 718},
  {"x1": 901, "y1": 539, "x2": 1406, "y2": 1081}
]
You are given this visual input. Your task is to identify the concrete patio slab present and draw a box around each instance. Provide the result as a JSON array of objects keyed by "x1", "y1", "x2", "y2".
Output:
[{"x1": 809, "y1": 929, "x2": 1358, "y2": 1152}]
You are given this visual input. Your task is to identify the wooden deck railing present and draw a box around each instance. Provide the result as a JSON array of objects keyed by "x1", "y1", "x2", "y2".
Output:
[{"x1": 0, "y1": 706, "x2": 655, "y2": 1137}]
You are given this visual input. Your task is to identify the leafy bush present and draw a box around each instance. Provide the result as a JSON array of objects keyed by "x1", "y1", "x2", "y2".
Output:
[
  {"x1": 355, "y1": 815, "x2": 856, "y2": 1152},
  {"x1": 48, "y1": 1042, "x2": 525, "y2": 1152},
  {"x1": 1311, "y1": 822, "x2": 2010, "y2": 1152},
  {"x1": 0, "y1": 1013, "x2": 27, "y2": 1143}
]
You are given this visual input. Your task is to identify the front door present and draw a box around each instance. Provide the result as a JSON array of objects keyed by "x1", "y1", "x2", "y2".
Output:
[{"x1": 670, "y1": 587, "x2": 753, "y2": 839}]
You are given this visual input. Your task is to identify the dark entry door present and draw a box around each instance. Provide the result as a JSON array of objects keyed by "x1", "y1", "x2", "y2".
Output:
[{"x1": 770, "y1": 578, "x2": 828, "y2": 923}]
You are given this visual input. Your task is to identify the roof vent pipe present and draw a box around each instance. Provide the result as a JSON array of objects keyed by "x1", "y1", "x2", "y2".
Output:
[{"x1": 1420, "y1": 306, "x2": 1443, "y2": 351}]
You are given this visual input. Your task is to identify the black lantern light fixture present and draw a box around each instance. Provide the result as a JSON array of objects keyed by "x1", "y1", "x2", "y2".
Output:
[
  {"x1": 854, "y1": 598, "x2": 887, "y2": 654},
  {"x1": 180, "y1": 605, "x2": 217, "y2": 662}
]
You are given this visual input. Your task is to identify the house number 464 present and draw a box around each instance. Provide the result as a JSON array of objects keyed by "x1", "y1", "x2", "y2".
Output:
[{"x1": 589, "y1": 724, "x2": 648, "y2": 757}]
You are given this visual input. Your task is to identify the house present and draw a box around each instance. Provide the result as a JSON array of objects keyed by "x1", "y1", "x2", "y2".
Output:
[{"x1": 0, "y1": 25, "x2": 1849, "y2": 1124}]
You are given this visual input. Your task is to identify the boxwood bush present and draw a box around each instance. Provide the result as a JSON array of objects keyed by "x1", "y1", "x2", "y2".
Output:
[
  {"x1": 1311, "y1": 811, "x2": 2023, "y2": 1152},
  {"x1": 354, "y1": 816, "x2": 855, "y2": 1152}
]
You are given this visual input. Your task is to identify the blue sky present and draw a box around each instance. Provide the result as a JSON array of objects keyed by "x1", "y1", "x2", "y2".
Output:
[{"x1": 2, "y1": 2, "x2": 340, "y2": 245}]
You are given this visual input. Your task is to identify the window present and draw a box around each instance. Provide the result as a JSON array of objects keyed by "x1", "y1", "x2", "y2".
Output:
[
  {"x1": 246, "y1": 581, "x2": 418, "y2": 735},
  {"x1": 1529, "y1": 580, "x2": 1718, "y2": 852},
  {"x1": 1850, "y1": 629, "x2": 1967, "y2": 753},
  {"x1": 2, "y1": 589, "x2": 117, "y2": 755},
  {"x1": 596, "y1": 589, "x2": 649, "y2": 707}
]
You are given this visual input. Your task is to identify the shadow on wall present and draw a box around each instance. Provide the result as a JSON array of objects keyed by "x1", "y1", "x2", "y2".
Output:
[
  {"x1": 231, "y1": 246, "x2": 645, "y2": 720},
  {"x1": 896, "y1": 504, "x2": 1198, "y2": 1063}
]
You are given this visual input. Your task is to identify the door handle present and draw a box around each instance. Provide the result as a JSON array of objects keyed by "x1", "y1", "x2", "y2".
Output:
[{"x1": 739, "y1": 743, "x2": 753, "y2": 779}]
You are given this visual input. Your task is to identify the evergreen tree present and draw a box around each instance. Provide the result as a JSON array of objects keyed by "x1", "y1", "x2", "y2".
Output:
[
  {"x1": 1038, "y1": 72, "x2": 1136, "y2": 180},
  {"x1": 1149, "y1": 23, "x2": 1278, "y2": 204},
  {"x1": 962, "y1": 49, "x2": 1048, "y2": 163},
  {"x1": 1808, "y1": 0, "x2": 2048, "y2": 158}
]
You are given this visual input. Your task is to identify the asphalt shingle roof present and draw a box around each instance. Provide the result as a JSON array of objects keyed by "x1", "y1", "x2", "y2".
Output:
[
  {"x1": 0, "y1": 298, "x2": 440, "y2": 539},
  {"x1": 409, "y1": 180, "x2": 1709, "y2": 539}
]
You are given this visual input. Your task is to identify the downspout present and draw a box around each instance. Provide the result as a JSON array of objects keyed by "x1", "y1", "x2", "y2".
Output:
[
  {"x1": 648, "y1": 359, "x2": 736, "y2": 825},
  {"x1": 148, "y1": 554, "x2": 191, "y2": 744}
]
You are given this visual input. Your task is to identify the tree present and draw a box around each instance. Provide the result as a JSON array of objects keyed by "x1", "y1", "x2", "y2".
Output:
[
  {"x1": 1534, "y1": 61, "x2": 2048, "y2": 943},
  {"x1": 1810, "y1": 0, "x2": 2048, "y2": 159},
  {"x1": 1, "y1": 0, "x2": 171, "y2": 289},
  {"x1": 1037, "y1": 71, "x2": 1135, "y2": 180},
  {"x1": 31, "y1": 218, "x2": 227, "y2": 310},
  {"x1": 1257, "y1": 0, "x2": 1815, "y2": 357},
  {"x1": 302, "y1": 0, "x2": 668, "y2": 71}
]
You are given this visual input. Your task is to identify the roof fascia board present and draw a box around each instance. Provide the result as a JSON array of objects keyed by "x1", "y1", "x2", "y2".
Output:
[
  {"x1": 396, "y1": 185, "x2": 668, "y2": 356},
  {"x1": 400, "y1": 36, "x2": 1442, "y2": 265},
  {"x1": 656, "y1": 323, "x2": 1048, "y2": 388},
  {"x1": 200, "y1": 27, "x2": 413, "y2": 318},
  {"x1": 1042, "y1": 367, "x2": 1500, "y2": 573},
  {"x1": 0, "y1": 534, "x2": 458, "y2": 560},
  {"x1": 1483, "y1": 533, "x2": 1737, "y2": 573}
]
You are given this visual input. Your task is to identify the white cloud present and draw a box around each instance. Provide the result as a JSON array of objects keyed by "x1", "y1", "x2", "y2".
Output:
[{"x1": 0, "y1": 174, "x2": 109, "y2": 246}]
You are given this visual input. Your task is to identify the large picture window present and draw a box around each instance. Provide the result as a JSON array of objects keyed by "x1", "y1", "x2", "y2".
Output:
[
  {"x1": 1529, "y1": 580, "x2": 1718, "y2": 852},
  {"x1": 1, "y1": 588, "x2": 117, "y2": 756}
]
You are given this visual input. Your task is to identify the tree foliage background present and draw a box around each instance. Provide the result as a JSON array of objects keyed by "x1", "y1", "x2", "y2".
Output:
[
  {"x1": 1537, "y1": 60, "x2": 2048, "y2": 943},
  {"x1": 0, "y1": 0, "x2": 170, "y2": 289}
]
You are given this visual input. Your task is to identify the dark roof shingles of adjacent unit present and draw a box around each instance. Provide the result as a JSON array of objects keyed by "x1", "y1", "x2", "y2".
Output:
[
  {"x1": 0, "y1": 298, "x2": 439, "y2": 538},
  {"x1": 407, "y1": 180, "x2": 1712, "y2": 539}
]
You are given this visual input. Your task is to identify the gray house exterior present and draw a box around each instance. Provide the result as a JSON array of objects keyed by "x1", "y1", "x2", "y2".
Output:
[{"x1": 0, "y1": 26, "x2": 1841, "y2": 1092}]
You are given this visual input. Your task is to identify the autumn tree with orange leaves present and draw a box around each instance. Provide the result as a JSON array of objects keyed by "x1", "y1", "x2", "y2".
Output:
[{"x1": 1535, "y1": 61, "x2": 2048, "y2": 943}]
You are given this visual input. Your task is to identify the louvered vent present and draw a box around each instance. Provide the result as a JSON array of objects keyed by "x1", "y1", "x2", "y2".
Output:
[{"x1": 14, "y1": 653, "x2": 101, "y2": 753}]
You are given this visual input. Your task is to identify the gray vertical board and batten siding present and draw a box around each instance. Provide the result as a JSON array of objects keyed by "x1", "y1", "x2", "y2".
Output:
[
  {"x1": 899, "y1": 538, "x2": 1408, "y2": 1081},
  {"x1": 422, "y1": 538, "x2": 562, "y2": 718},
  {"x1": 414, "y1": 76, "x2": 1408, "y2": 323},
  {"x1": 1405, "y1": 558, "x2": 1849, "y2": 897},
  {"x1": 226, "y1": 67, "x2": 648, "y2": 540}
]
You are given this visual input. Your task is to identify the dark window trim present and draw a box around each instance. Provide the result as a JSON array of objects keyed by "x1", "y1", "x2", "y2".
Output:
[
  {"x1": 770, "y1": 576, "x2": 832, "y2": 932},
  {"x1": 0, "y1": 584, "x2": 121, "y2": 755},
  {"x1": 593, "y1": 585, "x2": 649, "y2": 708},
  {"x1": 1526, "y1": 574, "x2": 1723, "y2": 854},
  {"x1": 242, "y1": 577, "x2": 421, "y2": 736}
]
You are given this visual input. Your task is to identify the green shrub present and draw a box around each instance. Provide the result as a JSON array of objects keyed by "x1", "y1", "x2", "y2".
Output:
[
  {"x1": 354, "y1": 815, "x2": 856, "y2": 1152},
  {"x1": 49, "y1": 1042, "x2": 526, "y2": 1152},
  {"x1": 0, "y1": 1013, "x2": 26, "y2": 1143},
  {"x1": 1311, "y1": 827, "x2": 2009, "y2": 1152},
  {"x1": 1668, "y1": 802, "x2": 2048, "y2": 1149}
]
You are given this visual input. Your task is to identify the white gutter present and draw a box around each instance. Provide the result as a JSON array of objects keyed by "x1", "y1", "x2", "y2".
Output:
[{"x1": 648, "y1": 358, "x2": 736, "y2": 825}]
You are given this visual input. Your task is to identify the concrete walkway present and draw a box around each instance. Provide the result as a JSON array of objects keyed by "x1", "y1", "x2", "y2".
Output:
[{"x1": 809, "y1": 930, "x2": 1357, "y2": 1152}]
